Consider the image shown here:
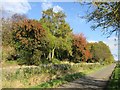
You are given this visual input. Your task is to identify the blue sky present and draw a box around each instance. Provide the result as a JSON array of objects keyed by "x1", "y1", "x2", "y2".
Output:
[{"x1": 2, "y1": 1, "x2": 118, "y2": 60}]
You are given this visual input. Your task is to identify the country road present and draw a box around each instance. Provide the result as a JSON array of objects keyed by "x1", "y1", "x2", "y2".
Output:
[{"x1": 58, "y1": 64, "x2": 116, "y2": 90}]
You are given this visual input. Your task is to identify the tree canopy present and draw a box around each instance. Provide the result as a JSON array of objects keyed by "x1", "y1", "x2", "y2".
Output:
[
  {"x1": 40, "y1": 8, "x2": 73, "y2": 61},
  {"x1": 2, "y1": 8, "x2": 114, "y2": 65},
  {"x1": 83, "y1": 2, "x2": 120, "y2": 36},
  {"x1": 12, "y1": 19, "x2": 46, "y2": 65},
  {"x1": 87, "y1": 41, "x2": 114, "y2": 64},
  {"x1": 72, "y1": 33, "x2": 91, "y2": 62}
]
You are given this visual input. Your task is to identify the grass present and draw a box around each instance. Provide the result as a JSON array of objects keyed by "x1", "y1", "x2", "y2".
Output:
[
  {"x1": 31, "y1": 72, "x2": 85, "y2": 88},
  {"x1": 107, "y1": 63, "x2": 120, "y2": 90},
  {"x1": 2, "y1": 63, "x2": 105, "y2": 88},
  {"x1": 30, "y1": 63, "x2": 106, "y2": 88},
  {"x1": 2, "y1": 61, "x2": 18, "y2": 67}
]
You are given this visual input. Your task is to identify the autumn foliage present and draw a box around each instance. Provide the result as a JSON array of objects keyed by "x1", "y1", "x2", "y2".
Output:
[
  {"x1": 12, "y1": 19, "x2": 46, "y2": 65},
  {"x1": 72, "y1": 33, "x2": 91, "y2": 62},
  {"x1": 2, "y1": 11, "x2": 114, "y2": 65},
  {"x1": 13, "y1": 19, "x2": 45, "y2": 49}
]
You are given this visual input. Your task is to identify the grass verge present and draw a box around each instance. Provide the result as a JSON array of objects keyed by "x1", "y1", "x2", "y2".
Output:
[
  {"x1": 107, "y1": 63, "x2": 120, "y2": 90},
  {"x1": 30, "y1": 64, "x2": 107, "y2": 88},
  {"x1": 2, "y1": 63, "x2": 108, "y2": 88},
  {"x1": 30, "y1": 72, "x2": 85, "y2": 88}
]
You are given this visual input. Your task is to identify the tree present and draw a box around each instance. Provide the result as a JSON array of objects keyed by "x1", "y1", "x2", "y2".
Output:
[
  {"x1": 11, "y1": 13, "x2": 27, "y2": 22},
  {"x1": 2, "y1": 14, "x2": 28, "y2": 62},
  {"x1": 81, "y1": 2, "x2": 120, "y2": 62},
  {"x1": 40, "y1": 8, "x2": 73, "y2": 61},
  {"x1": 12, "y1": 19, "x2": 46, "y2": 65},
  {"x1": 88, "y1": 41, "x2": 114, "y2": 64},
  {"x1": 83, "y1": 2, "x2": 120, "y2": 36},
  {"x1": 72, "y1": 33, "x2": 91, "y2": 62},
  {"x1": 98, "y1": 41, "x2": 114, "y2": 64},
  {"x1": 2, "y1": 18, "x2": 13, "y2": 46},
  {"x1": 2, "y1": 14, "x2": 27, "y2": 46}
]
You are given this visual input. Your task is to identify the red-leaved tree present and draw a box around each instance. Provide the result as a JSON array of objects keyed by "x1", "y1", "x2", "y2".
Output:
[
  {"x1": 12, "y1": 19, "x2": 46, "y2": 65},
  {"x1": 72, "y1": 33, "x2": 91, "y2": 62}
]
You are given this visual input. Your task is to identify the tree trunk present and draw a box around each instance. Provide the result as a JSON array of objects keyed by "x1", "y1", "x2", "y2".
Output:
[
  {"x1": 51, "y1": 48, "x2": 55, "y2": 59},
  {"x1": 47, "y1": 50, "x2": 51, "y2": 61},
  {"x1": 118, "y1": 30, "x2": 120, "y2": 62}
]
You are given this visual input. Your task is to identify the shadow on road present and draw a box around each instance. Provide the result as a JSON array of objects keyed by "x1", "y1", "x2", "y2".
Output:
[{"x1": 59, "y1": 75, "x2": 108, "y2": 90}]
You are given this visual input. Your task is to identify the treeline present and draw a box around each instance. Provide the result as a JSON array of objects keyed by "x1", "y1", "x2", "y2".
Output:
[
  {"x1": 2, "y1": 8, "x2": 114, "y2": 65},
  {"x1": 87, "y1": 41, "x2": 114, "y2": 64}
]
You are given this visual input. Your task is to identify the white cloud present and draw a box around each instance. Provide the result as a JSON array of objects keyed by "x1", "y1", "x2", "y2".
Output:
[
  {"x1": 53, "y1": 5, "x2": 63, "y2": 13},
  {"x1": 1, "y1": 0, "x2": 31, "y2": 17},
  {"x1": 41, "y1": 2, "x2": 52, "y2": 11},
  {"x1": 41, "y1": 2, "x2": 63, "y2": 13}
]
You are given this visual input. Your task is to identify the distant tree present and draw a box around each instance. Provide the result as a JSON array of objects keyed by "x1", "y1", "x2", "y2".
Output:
[
  {"x1": 72, "y1": 33, "x2": 91, "y2": 62},
  {"x1": 2, "y1": 14, "x2": 27, "y2": 46},
  {"x1": 88, "y1": 41, "x2": 114, "y2": 64},
  {"x1": 12, "y1": 19, "x2": 46, "y2": 65},
  {"x1": 2, "y1": 14, "x2": 28, "y2": 62},
  {"x1": 11, "y1": 13, "x2": 27, "y2": 22},
  {"x1": 98, "y1": 41, "x2": 114, "y2": 64},
  {"x1": 2, "y1": 18, "x2": 13, "y2": 46},
  {"x1": 81, "y1": 2, "x2": 118, "y2": 63}
]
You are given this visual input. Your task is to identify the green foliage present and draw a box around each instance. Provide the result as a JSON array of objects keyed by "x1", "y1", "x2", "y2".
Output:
[
  {"x1": 107, "y1": 64, "x2": 120, "y2": 90},
  {"x1": 3, "y1": 8, "x2": 114, "y2": 66},
  {"x1": 40, "y1": 8, "x2": 73, "y2": 61},
  {"x1": 88, "y1": 41, "x2": 114, "y2": 64}
]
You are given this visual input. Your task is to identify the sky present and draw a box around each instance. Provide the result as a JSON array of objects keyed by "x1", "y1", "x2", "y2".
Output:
[{"x1": 1, "y1": 0, "x2": 118, "y2": 60}]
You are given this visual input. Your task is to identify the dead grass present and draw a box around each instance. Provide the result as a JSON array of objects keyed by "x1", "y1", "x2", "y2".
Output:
[{"x1": 28, "y1": 74, "x2": 50, "y2": 86}]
